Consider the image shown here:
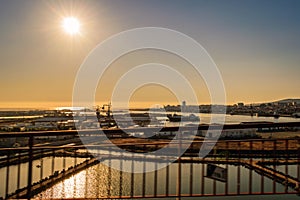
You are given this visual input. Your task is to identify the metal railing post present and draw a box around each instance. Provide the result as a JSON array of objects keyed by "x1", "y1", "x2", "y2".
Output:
[
  {"x1": 26, "y1": 135, "x2": 34, "y2": 199},
  {"x1": 5, "y1": 150, "x2": 10, "y2": 198},
  {"x1": 176, "y1": 131, "x2": 182, "y2": 199}
]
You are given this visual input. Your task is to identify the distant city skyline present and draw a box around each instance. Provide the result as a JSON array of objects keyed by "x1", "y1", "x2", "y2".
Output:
[{"x1": 0, "y1": 0, "x2": 299, "y2": 108}]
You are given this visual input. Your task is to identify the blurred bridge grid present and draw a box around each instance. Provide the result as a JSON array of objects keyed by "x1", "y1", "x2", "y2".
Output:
[{"x1": 0, "y1": 122, "x2": 300, "y2": 199}]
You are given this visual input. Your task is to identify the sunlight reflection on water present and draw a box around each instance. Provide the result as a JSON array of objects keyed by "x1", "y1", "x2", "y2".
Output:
[{"x1": 35, "y1": 161, "x2": 297, "y2": 199}]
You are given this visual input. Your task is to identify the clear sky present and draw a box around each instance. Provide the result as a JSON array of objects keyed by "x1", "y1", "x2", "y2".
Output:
[{"x1": 0, "y1": 0, "x2": 299, "y2": 108}]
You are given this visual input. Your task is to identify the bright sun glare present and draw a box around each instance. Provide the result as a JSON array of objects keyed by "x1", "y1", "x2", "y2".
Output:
[{"x1": 62, "y1": 17, "x2": 80, "y2": 35}]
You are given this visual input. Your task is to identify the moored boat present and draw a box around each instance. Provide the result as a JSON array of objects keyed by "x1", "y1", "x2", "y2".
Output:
[{"x1": 167, "y1": 113, "x2": 200, "y2": 122}]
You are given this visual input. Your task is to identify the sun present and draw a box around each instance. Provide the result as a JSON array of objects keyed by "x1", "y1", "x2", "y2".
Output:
[{"x1": 62, "y1": 17, "x2": 80, "y2": 35}]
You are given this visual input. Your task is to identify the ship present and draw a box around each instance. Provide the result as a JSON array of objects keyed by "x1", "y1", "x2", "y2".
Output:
[{"x1": 167, "y1": 113, "x2": 200, "y2": 122}]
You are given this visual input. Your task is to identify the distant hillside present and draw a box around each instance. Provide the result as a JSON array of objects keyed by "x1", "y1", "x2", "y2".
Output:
[{"x1": 274, "y1": 98, "x2": 300, "y2": 104}]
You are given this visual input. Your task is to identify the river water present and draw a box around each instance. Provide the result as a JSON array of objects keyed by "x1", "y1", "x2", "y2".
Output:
[
  {"x1": 163, "y1": 113, "x2": 300, "y2": 125},
  {"x1": 34, "y1": 161, "x2": 298, "y2": 199},
  {"x1": 0, "y1": 157, "x2": 86, "y2": 198},
  {"x1": 125, "y1": 112, "x2": 300, "y2": 127}
]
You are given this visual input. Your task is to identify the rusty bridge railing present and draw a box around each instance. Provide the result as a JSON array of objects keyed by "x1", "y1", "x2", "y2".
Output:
[{"x1": 0, "y1": 122, "x2": 300, "y2": 199}]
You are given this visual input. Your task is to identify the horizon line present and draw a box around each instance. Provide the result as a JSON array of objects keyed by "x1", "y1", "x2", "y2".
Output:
[{"x1": 0, "y1": 98, "x2": 299, "y2": 110}]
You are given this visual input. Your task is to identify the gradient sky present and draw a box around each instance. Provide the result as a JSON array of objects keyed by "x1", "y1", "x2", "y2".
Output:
[{"x1": 0, "y1": 0, "x2": 299, "y2": 108}]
